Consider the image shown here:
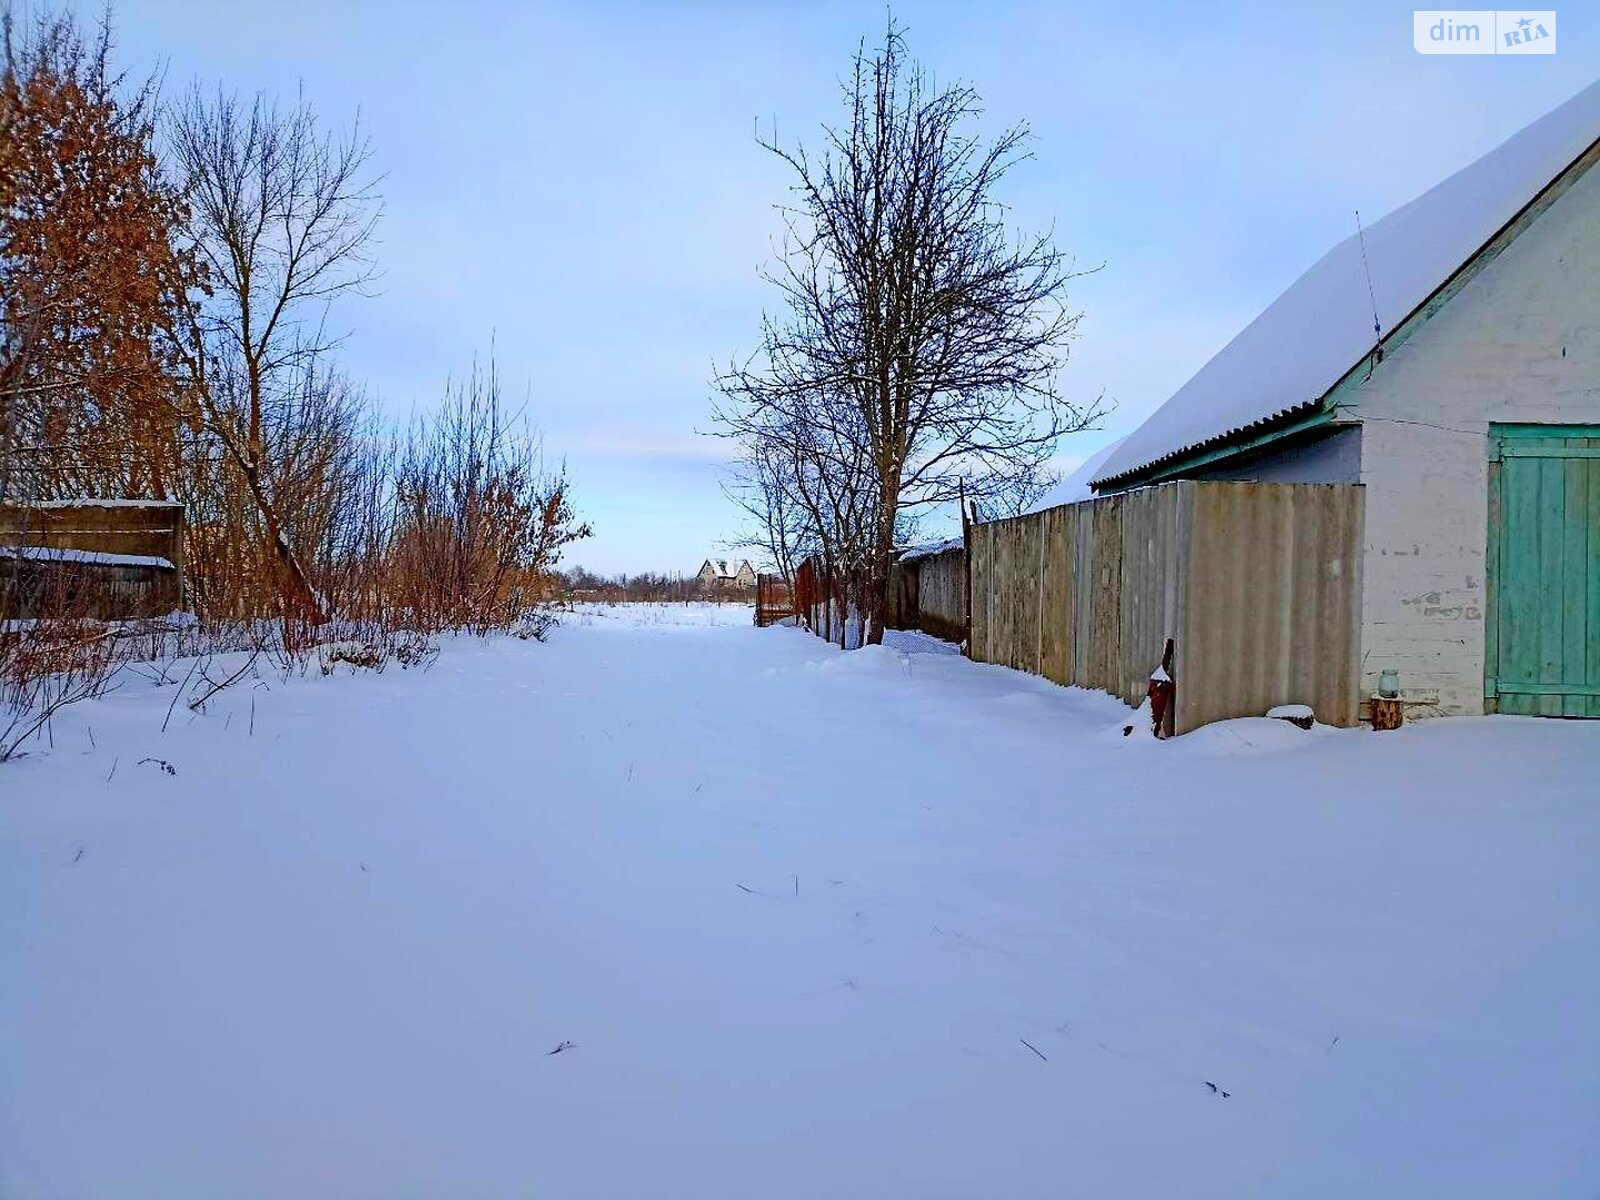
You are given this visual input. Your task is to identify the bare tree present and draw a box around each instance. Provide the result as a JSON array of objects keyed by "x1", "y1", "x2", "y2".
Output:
[
  {"x1": 716, "y1": 18, "x2": 1102, "y2": 643},
  {"x1": 723, "y1": 438, "x2": 808, "y2": 589},
  {"x1": 167, "y1": 85, "x2": 381, "y2": 622}
]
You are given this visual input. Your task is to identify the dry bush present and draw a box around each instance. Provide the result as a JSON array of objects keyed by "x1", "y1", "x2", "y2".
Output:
[
  {"x1": 0, "y1": 569, "x2": 130, "y2": 760},
  {"x1": 158, "y1": 356, "x2": 589, "y2": 683},
  {"x1": 0, "y1": 9, "x2": 200, "y2": 507},
  {"x1": 384, "y1": 361, "x2": 588, "y2": 635},
  {"x1": 0, "y1": 9, "x2": 590, "y2": 753}
]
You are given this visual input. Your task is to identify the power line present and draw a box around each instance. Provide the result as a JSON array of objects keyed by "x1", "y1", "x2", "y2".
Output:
[{"x1": 1355, "y1": 210, "x2": 1383, "y2": 374}]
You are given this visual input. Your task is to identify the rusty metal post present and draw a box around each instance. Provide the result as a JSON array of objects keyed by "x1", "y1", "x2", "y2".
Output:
[{"x1": 1148, "y1": 638, "x2": 1176, "y2": 738}]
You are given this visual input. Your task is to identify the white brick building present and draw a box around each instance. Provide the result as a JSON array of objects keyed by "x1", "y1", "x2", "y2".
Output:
[{"x1": 1092, "y1": 82, "x2": 1600, "y2": 719}]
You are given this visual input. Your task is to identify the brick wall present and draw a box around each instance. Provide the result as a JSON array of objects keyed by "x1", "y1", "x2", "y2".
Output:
[{"x1": 1344, "y1": 150, "x2": 1600, "y2": 714}]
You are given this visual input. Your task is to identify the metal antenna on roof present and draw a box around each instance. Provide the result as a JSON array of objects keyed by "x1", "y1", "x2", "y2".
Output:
[{"x1": 1355, "y1": 210, "x2": 1384, "y2": 374}]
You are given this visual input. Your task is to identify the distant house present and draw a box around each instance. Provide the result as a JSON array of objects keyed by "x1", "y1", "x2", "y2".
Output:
[
  {"x1": 1087, "y1": 80, "x2": 1600, "y2": 718},
  {"x1": 697, "y1": 557, "x2": 755, "y2": 590}
]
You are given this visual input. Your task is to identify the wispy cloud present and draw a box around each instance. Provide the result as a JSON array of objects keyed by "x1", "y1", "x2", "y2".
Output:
[{"x1": 559, "y1": 429, "x2": 734, "y2": 463}]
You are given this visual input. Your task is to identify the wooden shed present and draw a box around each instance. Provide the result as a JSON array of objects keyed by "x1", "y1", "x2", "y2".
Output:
[{"x1": 0, "y1": 500, "x2": 186, "y2": 620}]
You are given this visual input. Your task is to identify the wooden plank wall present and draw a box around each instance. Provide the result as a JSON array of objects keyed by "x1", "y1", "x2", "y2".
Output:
[
  {"x1": 912, "y1": 549, "x2": 966, "y2": 643},
  {"x1": 969, "y1": 481, "x2": 1364, "y2": 731},
  {"x1": 0, "y1": 501, "x2": 185, "y2": 568},
  {"x1": 1116, "y1": 486, "x2": 1185, "y2": 706},
  {"x1": 1038, "y1": 506, "x2": 1070, "y2": 684},
  {"x1": 886, "y1": 560, "x2": 915, "y2": 630},
  {"x1": 0, "y1": 501, "x2": 186, "y2": 618},
  {"x1": 970, "y1": 529, "x2": 991, "y2": 661},
  {"x1": 886, "y1": 549, "x2": 967, "y2": 642}
]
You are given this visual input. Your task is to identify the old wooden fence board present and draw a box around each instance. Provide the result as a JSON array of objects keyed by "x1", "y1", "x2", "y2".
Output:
[{"x1": 968, "y1": 481, "x2": 1364, "y2": 732}]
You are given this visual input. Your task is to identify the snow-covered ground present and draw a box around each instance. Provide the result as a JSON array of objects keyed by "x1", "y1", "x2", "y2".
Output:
[
  {"x1": 3, "y1": 604, "x2": 1597, "y2": 1198},
  {"x1": 564, "y1": 599, "x2": 760, "y2": 628}
]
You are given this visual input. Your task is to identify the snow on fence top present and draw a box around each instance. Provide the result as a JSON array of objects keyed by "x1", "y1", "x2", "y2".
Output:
[
  {"x1": 897, "y1": 537, "x2": 963, "y2": 563},
  {"x1": 0, "y1": 545, "x2": 176, "y2": 570},
  {"x1": 1093, "y1": 78, "x2": 1600, "y2": 489}
]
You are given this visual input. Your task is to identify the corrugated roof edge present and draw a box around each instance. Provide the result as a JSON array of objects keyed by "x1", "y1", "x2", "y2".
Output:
[{"x1": 1092, "y1": 399, "x2": 1325, "y2": 490}]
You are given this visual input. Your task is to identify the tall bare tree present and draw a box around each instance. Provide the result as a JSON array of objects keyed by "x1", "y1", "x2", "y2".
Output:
[
  {"x1": 168, "y1": 85, "x2": 381, "y2": 622},
  {"x1": 716, "y1": 18, "x2": 1101, "y2": 643}
]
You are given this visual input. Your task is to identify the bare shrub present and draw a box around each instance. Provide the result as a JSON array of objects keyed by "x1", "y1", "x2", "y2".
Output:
[
  {"x1": 386, "y1": 360, "x2": 589, "y2": 635},
  {"x1": 0, "y1": 11, "x2": 589, "y2": 754},
  {"x1": 0, "y1": 569, "x2": 129, "y2": 760}
]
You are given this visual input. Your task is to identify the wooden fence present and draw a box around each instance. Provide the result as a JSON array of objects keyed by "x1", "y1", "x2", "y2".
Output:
[
  {"x1": 1, "y1": 500, "x2": 185, "y2": 620},
  {"x1": 889, "y1": 544, "x2": 967, "y2": 643},
  {"x1": 970, "y1": 481, "x2": 1364, "y2": 733},
  {"x1": 754, "y1": 573, "x2": 798, "y2": 627}
]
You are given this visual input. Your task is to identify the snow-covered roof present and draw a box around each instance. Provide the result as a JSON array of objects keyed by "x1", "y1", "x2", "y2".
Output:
[
  {"x1": 701, "y1": 558, "x2": 752, "y2": 578},
  {"x1": 3, "y1": 498, "x2": 183, "y2": 510},
  {"x1": 1027, "y1": 436, "x2": 1127, "y2": 513},
  {"x1": 898, "y1": 537, "x2": 963, "y2": 563},
  {"x1": 1094, "y1": 79, "x2": 1600, "y2": 489},
  {"x1": 0, "y1": 545, "x2": 175, "y2": 570}
]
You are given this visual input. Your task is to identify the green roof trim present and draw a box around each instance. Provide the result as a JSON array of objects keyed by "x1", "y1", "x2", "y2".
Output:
[{"x1": 1107, "y1": 403, "x2": 1338, "y2": 488}]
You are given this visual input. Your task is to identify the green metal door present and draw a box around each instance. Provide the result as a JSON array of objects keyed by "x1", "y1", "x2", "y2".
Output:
[{"x1": 1486, "y1": 424, "x2": 1600, "y2": 717}]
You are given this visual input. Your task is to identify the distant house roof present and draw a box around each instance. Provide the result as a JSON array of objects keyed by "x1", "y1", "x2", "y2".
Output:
[
  {"x1": 700, "y1": 558, "x2": 753, "y2": 579},
  {"x1": 1094, "y1": 79, "x2": 1600, "y2": 490}
]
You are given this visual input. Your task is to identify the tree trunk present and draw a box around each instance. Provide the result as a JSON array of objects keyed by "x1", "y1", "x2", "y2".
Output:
[
  {"x1": 865, "y1": 524, "x2": 894, "y2": 646},
  {"x1": 244, "y1": 461, "x2": 327, "y2": 625},
  {"x1": 200, "y1": 351, "x2": 327, "y2": 626},
  {"x1": 213, "y1": 403, "x2": 327, "y2": 625}
]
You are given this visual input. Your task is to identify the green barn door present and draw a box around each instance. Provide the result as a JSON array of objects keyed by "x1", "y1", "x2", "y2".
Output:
[{"x1": 1487, "y1": 425, "x2": 1600, "y2": 717}]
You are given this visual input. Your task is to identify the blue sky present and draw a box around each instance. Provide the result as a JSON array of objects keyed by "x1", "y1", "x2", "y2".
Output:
[{"x1": 112, "y1": 1, "x2": 1595, "y2": 574}]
